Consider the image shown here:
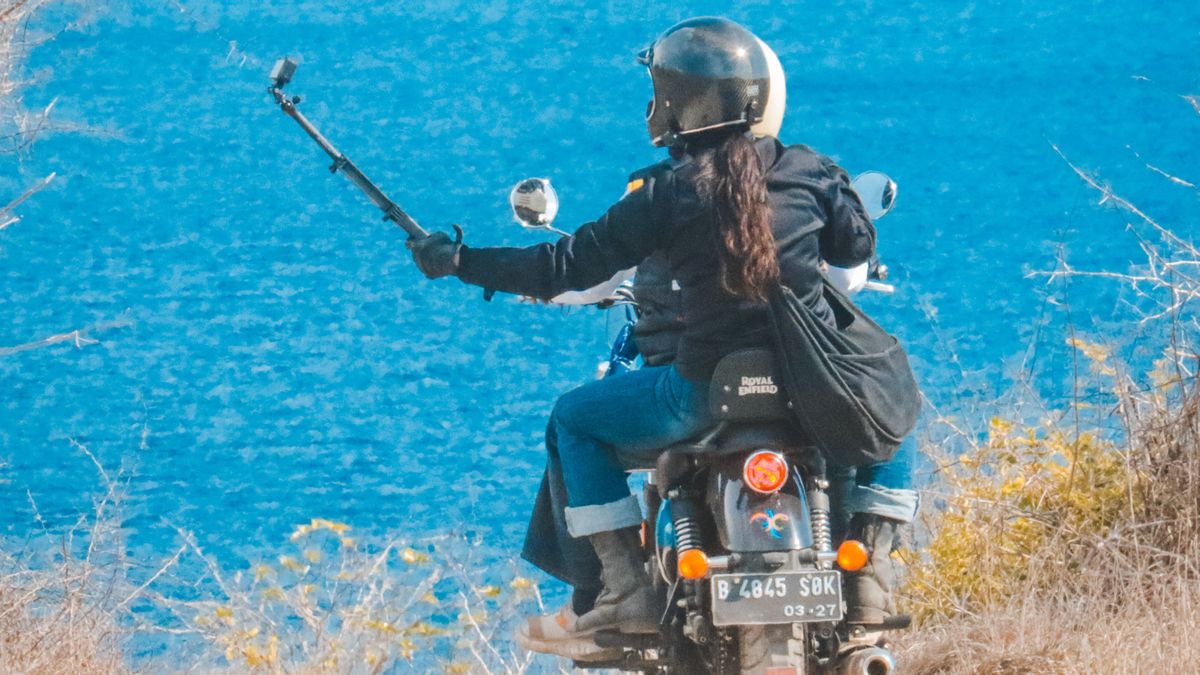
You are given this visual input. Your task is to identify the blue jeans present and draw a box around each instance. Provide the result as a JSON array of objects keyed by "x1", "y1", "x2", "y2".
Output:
[
  {"x1": 828, "y1": 435, "x2": 919, "y2": 526},
  {"x1": 552, "y1": 365, "x2": 710, "y2": 537},
  {"x1": 521, "y1": 420, "x2": 604, "y2": 602}
]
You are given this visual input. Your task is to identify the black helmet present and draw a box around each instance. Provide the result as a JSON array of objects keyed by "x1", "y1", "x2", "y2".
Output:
[{"x1": 639, "y1": 17, "x2": 778, "y2": 147}]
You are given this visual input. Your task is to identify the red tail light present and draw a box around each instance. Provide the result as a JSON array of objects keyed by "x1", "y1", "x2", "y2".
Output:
[{"x1": 743, "y1": 450, "x2": 788, "y2": 494}]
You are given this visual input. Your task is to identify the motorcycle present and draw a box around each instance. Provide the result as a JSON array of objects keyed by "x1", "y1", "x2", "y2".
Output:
[
  {"x1": 264, "y1": 60, "x2": 904, "y2": 674},
  {"x1": 509, "y1": 173, "x2": 906, "y2": 675}
]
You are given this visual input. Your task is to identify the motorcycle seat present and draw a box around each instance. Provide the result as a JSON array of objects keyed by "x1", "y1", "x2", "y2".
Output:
[
  {"x1": 632, "y1": 350, "x2": 808, "y2": 489},
  {"x1": 716, "y1": 421, "x2": 809, "y2": 453},
  {"x1": 652, "y1": 421, "x2": 814, "y2": 496}
]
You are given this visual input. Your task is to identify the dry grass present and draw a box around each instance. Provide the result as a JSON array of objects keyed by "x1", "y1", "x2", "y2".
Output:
[
  {"x1": 0, "y1": 577, "x2": 128, "y2": 674},
  {"x1": 0, "y1": 442, "x2": 132, "y2": 674},
  {"x1": 1, "y1": 452, "x2": 551, "y2": 674},
  {"x1": 149, "y1": 522, "x2": 547, "y2": 674},
  {"x1": 0, "y1": 0, "x2": 72, "y2": 154},
  {"x1": 0, "y1": 4, "x2": 129, "y2": 673},
  {"x1": 901, "y1": 571, "x2": 1200, "y2": 674},
  {"x1": 900, "y1": 99, "x2": 1200, "y2": 673},
  {"x1": 901, "y1": 385, "x2": 1200, "y2": 673}
]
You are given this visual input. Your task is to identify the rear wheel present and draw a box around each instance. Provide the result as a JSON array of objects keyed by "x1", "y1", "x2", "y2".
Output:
[{"x1": 737, "y1": 625, "x2": 805, "y2": 675}]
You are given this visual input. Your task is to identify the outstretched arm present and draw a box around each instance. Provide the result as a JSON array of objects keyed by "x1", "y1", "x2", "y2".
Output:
[{"x1": 453, "y1": 171, "x2": 673, "y2": 300}]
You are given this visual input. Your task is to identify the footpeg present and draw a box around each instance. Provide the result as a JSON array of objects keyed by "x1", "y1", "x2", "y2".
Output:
[
  {"x1": 593, "y1": 630, "x2": 660, "y2": 649},
  {"x1": 574, "y1": 652, "x2": 664, "y2": 672},
  {"x1": 572, "y1": 657, "x2": 625, "y2": 671}
]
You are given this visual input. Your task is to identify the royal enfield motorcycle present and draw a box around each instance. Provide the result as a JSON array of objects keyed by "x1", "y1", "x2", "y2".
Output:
[
  {"x1": 512, "y1": 174, "x2": 906, "y2": 675},
  {"x1": 266, "y1": 59, "x2": 906, "y2": 675}
]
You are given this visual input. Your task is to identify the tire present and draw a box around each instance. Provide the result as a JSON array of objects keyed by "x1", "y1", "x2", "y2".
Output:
[{"x1": 737, "y1": 625, "x2": 804, "y2": 675}]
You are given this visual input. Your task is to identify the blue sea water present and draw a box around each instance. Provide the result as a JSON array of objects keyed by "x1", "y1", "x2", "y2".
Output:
[{"x1": 0, "y1": 0, "x2": 1197, "y2": 639}]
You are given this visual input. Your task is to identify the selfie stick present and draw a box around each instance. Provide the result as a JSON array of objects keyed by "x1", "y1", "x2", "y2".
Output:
[{"x1": 267, "y1": 57, "x2": 428, "y2": 239}]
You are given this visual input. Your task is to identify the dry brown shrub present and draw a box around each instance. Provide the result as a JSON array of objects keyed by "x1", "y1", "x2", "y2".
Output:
[
  {"x1": 902, "y1": 369, "x2": 1200, "y2": 672},
  {"x1": 901, "y1": 559, "x2": 1200, "y2": 674},
  {"x1": 1133, "y1": 386, "x2": 1200, "y2": 557},
  {"x1": 151, "y1": 522, "x2": 545, "y2": 674},
  {"x1": 901, "y1": 100, "x2": 1200, "y2": 673},
  {"x1": 0, "y1": 441, "x2": 134, "y2": 674},
  {"x1": 0, "y1": 552, "x2": 129, "y2": 675}
]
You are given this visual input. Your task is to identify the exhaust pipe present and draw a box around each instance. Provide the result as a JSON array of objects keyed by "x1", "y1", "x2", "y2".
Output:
[{"x1": 836, "y1": 647, "x2": 896, "y2": 675}]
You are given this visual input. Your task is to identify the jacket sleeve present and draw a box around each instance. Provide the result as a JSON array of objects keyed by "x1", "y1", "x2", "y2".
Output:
[
  {"x1": 817, "y1": 157, "x2": 877, "y2": 268},
  {"x1": 456, "y1": 169, "x2": 674, "y2": 300}
]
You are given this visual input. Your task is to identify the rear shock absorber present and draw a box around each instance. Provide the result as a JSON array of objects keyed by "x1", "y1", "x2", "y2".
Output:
[
  {"x1": 670, "y1": 491, "x2": 702, "y2": 554},
  {"x1": 808, "y1": 480, "x2": 833, "y2": 569},
  {"x1": 668, "y1": 490, "x2": 711, "y2": 642}
]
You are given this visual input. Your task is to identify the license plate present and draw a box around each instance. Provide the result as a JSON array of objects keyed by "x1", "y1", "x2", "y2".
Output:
[{"x1": 710, "y1": 571, "x2": 843, "y2": 626}]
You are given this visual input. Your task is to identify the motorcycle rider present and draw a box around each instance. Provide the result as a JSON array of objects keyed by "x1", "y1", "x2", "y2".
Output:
[
  {"x1": 410, "y1": 15, "x2": 908, "y2": 651},
  {"x1": 517, "y1": 252, "x2": 679, "y2": 661},
  {"x1": 521, "y1": 266, "x2": 917, "y2": 659}
]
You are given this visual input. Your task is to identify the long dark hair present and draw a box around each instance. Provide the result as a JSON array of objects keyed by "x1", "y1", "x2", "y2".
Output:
[{"x1": 695, "y1": 131, "x2": 779, "y2": 303}]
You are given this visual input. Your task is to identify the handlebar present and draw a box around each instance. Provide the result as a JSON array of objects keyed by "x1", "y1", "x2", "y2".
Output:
[{"x1": 864, "y1": 254, "x2": 895, "y2": 294}]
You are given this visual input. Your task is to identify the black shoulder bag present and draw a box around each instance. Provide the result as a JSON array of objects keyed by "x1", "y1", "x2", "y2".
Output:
[{"x1": 767, "y1": 279, "x2": 920, "y2": 466}]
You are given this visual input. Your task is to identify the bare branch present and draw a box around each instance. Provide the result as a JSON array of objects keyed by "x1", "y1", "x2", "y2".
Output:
[
  {"x1": 0, "y1": 171, "x2": 55, "y2": 219},
  {"x1": 1050, "y1": 143, "x2": 1199, "y2": 258},
  {"x1": 68, "y1": 438, "x2": 110, "y2": 487},
  {"x1": 0, "y1": 315, "x2": 131, "y2": 357},
  {"x1": 1127, "y1": 145, "x2": 1196, "y2": 188}
]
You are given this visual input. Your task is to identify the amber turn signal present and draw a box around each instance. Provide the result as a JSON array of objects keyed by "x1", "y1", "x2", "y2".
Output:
[
  {"x1": 836, "y1": 540, "x2": 869, "y2": 572},
  {"x1": 677, "y1": 548, "x2": 710, "y2": 580}
]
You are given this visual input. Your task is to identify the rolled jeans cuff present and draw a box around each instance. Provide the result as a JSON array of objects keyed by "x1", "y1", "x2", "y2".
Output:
[
  {"x1": 565, "y1": 496, "x2": 643, "y2": 538},
  {"x1": 851, "y1": 484, "x2": 919, "y2": 523}
]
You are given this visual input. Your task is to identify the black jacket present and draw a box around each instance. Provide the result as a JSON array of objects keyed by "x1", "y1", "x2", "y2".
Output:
[
  {"x1": 458, "y1": 137, "x2": 876, "y2": 381},
  {"x1": 631, "y1": 252, "x2": 683, "y2": 367}
]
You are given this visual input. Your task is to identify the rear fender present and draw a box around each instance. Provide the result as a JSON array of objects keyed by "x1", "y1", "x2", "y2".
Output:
[{"x1": 707, "y1": 454, "x2": 813, "y2": 552}]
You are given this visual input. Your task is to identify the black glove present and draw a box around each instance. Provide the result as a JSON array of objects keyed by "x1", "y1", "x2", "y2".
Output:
[{"x1": 407, "y1": 225, "x2": 463, "y2": 279}]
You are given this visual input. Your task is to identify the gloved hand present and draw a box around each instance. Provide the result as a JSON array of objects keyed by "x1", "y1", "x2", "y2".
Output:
[{"x1": 407, "y1": 225, "x2": 464, "y2": 279}]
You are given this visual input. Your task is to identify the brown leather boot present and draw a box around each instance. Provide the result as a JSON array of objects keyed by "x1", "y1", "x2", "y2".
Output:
[{"x1": 515, "y1": 604, "x2": 621, "y2": 661}]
